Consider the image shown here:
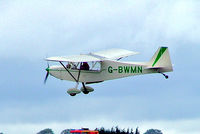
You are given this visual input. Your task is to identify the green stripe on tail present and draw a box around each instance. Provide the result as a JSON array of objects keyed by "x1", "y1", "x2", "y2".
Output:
[{"x1": 152, "y1": 47, "x2": 167, "y2": 67}]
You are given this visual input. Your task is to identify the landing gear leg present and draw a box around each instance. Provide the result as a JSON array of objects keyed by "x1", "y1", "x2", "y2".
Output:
[
  {"x1": 81, "y1": 82, "x2": 89, "y2": 94},
  {"x1": 75, "y1": 82, "x2": 79, "y2": 89}
]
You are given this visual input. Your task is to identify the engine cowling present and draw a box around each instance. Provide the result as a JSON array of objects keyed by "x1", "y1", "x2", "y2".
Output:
[
  {"x1": 67, "y1": 88, "x2": 81, "y2": 96},
  {"x1": 80, "y1": 86, "x2": 94, "y2": 94}
]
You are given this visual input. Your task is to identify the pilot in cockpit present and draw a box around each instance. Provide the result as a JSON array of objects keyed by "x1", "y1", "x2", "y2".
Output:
[
  {"x1": 66, "y1": 63, "x2": 71, "y2": 69},
  {"x1": 66, "y1": 62, "x2": 77, "y2": 69},
  {"x1": 80, "y1": 62, "x2": 89, "y2": 70}
]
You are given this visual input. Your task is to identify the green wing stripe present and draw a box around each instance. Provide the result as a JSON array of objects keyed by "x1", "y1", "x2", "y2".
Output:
[{"x1": 152, "y1": 47, "x2": 167, "y2": 67}]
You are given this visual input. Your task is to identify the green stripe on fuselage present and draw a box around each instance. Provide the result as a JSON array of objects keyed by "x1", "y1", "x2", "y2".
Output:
[{"x1": 47, "y1": 68, "x2": 104, "y2": 73}]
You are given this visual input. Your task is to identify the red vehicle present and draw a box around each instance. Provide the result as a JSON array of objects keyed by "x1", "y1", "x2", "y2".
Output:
[{"x1": 70, "y1": 129, "x2": 99, "y2": 134}]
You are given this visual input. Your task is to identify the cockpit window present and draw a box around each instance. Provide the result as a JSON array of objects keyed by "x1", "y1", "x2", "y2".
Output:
[
  {"x1": 89, "y1": 61, "x2": 101, "y2": 71},
  {"x1": 67, "y1": 61, "x2": 101, "y2": 71}
]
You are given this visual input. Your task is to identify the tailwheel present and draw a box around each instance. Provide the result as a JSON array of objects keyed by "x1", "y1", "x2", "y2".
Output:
[{"x1": 159, "y1": 72, "x2": 169, "y2": 79}]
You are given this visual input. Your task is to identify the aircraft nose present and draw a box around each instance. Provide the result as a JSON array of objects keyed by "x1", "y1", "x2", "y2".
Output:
[
  {"x1": 44, "y1": 67, "x2": 50, "y2": 84},
  {"x1": 46, "y1": 67, "x2": 50, "y2": 72}
]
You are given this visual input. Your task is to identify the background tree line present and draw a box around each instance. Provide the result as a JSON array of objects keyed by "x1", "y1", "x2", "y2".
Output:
[
  {"x1": 36, "y1": 126, "x2": 162, "y2": 134},
  {"x1": 95, "y1": 126, "x2": 140, "y2": 134}
]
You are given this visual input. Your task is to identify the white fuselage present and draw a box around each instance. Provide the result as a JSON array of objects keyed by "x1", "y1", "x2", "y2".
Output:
[{"x1": 47, "y1": 60, "x2": 172, "y2": 83}]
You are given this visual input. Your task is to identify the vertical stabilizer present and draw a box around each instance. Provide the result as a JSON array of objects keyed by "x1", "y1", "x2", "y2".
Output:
[{"x1": 148, "y1": 47, "x2": 173, "y2": 71}]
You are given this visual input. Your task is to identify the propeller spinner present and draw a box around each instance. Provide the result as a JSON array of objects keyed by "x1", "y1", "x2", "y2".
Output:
[{"x1": 44, "y1": 63, "x2": 50, "y2": 84}]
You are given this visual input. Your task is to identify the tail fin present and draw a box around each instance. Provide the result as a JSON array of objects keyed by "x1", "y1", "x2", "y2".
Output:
[{"x1": 148, "y1": 47, "x2": 173, "y2": 71}]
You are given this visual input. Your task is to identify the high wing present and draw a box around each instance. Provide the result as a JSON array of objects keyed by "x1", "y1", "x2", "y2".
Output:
[
  {"x1": 46, "y1": 54, "x2": 101, "y2": 62},
  {"x1": 90, "y1": 48, "x2": 139, "y2": 60},
  {"x1": 46, "y1": 48, "x2": 139, "y2": 62}
]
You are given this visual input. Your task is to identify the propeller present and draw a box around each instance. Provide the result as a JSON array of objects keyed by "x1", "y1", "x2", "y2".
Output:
[{"x1": 44, "y1": 62, "x2": 50, "y2": 84}]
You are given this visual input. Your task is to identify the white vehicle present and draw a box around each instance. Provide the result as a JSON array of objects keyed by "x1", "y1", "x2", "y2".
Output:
[{"x1": 44, "y1": 47, "x2": 173, "y2": 96}]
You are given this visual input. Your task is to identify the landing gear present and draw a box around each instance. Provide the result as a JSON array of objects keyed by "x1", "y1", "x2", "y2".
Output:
[
  {"x1": 159, "y1": 72, "x2": 169, "y2": 79},
  {"x1": 81, "y1": 82, "x2": 89, "y2": 94},
  {"x1": 67, "y1": 83, "x2": 81, "y2": 96},
  {"x1": 67, "y1": 87, "x2": 81, "y2": 96},
  {"x1": 67, "y1": 82, "x2": 94, "y2": 96},
  {"x1": 80, "y1": 82, "x2": 94, "y2": 94}
]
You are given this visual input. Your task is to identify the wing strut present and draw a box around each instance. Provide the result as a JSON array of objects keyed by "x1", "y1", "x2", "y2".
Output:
[{"x1": 59, "y1": 61, "x2": 81, "y2": 82}]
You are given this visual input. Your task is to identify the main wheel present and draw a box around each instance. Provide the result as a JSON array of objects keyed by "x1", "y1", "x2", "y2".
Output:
[
  {"x1": 82, "y1": 90, "x2": 89, "y2": 94},
  {"x1": 80, "y1": 86, "x2": 94, "y2": 94}
]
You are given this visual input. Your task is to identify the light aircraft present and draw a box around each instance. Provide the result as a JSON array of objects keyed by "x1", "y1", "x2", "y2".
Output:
[{"x1": 44, "y1": 47, "x2": 173, "y2": 96}]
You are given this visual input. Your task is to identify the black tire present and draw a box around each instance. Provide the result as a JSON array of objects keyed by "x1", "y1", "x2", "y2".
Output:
[
  {"x1": 83, "y1": 90, "x2": 89, "y2": 94},
  {"x1": 70, "y1": 93, "x2": 76, "y2": 96}
]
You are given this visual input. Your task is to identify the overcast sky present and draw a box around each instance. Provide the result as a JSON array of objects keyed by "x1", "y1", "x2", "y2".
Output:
[{"x1": 0, "y1": 0, "x2": 200, "y2": 134}]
